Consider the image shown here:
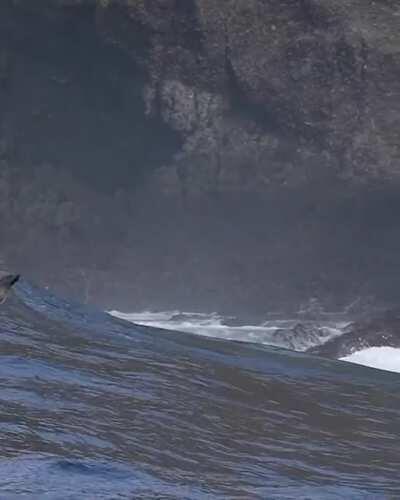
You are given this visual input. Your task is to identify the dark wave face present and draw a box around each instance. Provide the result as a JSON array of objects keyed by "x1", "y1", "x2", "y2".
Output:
[{"x1": 0, "y1": 282, "x2": 399, "y2": 499}]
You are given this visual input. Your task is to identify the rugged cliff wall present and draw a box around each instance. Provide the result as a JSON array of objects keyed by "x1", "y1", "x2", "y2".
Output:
[
  {"x1": 5, "y1": 0, "x2": 399, "y2": 193},
  {"x1": 96, "y1": 0, "x2": 400, "y2": 193},
  {"x1": 1, "y1": 1, "x2": 400, "y2": 313}
]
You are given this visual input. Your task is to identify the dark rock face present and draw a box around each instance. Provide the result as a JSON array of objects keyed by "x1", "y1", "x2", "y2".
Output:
[
  {"x1": 3, "y1": 0, "x2": 400, "y2": 190},
  {"x1": 0, "y1": 1, "x2": 400, "y2": 312},
  {"x1": 94, "y1": 0, "x2": 400, "y2": 193},
  {"x1": 307, "y1": 310, "x2": 400, "y2": 359}
]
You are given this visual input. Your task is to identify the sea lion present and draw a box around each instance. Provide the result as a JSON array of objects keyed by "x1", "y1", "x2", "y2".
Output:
[{"x1": 0, "y1": 274, "x2": 20, "y2": 303}]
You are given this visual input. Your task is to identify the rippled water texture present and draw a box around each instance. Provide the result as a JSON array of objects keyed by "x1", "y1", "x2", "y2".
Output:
[{"x1": 0, "y1": 282, "x2": 399, "y2": 499}]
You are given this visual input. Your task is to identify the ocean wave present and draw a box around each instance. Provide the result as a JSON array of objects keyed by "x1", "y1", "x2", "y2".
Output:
[
  {"x1": 0, "y1": 283, "x2": 398, "y2": 498},
  {"x1": 111, "y1": 309, "x2": 400, "y2": 375}
]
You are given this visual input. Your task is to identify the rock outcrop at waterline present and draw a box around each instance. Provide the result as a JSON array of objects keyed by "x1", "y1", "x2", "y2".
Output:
[{"x1": 307, "y1": 309, "x2": 400, "y2": 359}]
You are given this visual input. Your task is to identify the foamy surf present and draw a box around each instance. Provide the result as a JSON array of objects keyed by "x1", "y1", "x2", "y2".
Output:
[
  {"x1": 112, "y1": 310, "x2": 400, "y2": 373},
  {"x1": 341, "y1": 347, "x2": 400, "y2": 374},
  {"x1": 109, "y1": 310, "x2": 347, "y2": 351}
]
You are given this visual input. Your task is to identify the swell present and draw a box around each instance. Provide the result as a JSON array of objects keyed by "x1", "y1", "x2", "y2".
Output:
[{"x1": 0, "y1": 282, "x2": 399, "y2": 498}]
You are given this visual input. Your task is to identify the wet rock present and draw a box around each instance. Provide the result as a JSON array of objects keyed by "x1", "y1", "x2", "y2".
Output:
[
  {"x1": 307, "y1": 310, "x2": 400, "y2": 359},
  {"x1": 272, "y1": 322, "x2": 338, "y2": 351}
]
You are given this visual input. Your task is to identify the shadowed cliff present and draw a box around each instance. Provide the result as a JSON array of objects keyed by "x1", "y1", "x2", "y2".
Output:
[{"x1": 1, "y1": 0, "x2": 400, "y2": 314}]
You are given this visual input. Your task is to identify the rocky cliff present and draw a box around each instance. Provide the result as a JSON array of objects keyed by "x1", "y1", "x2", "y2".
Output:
[
  {"x1": 1, "y1": 0, "x2": 400, "y2": 313},
  {"x1": 98, "y1": 0, "x2": 400, "y2": 193}
]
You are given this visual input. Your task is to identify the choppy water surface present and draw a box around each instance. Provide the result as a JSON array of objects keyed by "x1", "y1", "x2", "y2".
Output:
[{"x1": 0, "y1": 282, "x2": 399, "y2": 498}]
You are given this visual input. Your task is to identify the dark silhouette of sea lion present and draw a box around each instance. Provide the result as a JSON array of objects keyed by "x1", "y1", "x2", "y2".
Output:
[{"x1": 0, "y1": 274, "x2": 20, "y2": 303}]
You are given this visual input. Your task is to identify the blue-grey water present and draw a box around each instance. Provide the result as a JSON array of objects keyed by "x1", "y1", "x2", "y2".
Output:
[{"x1": 0, "y1": 281, "x2": 399, "y2": 499}]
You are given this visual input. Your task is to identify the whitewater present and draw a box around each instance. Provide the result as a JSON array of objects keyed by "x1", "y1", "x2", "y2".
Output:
[
  {"x1": 110, "y1": 309, "x2": 400, "y2": 374},
  {"x1": 109, "y1": 310, "x2": 348, "y2": 350}
]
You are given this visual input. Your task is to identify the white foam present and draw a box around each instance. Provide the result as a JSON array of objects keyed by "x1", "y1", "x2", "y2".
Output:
[
  {"x1": 109, "y1": 310, "x2": 346, "y2": 351},
  {"x1": 110, "y1": 310, "x2": 181, "y2": 323},
  {"x1": 341, "y1": 347, "x2": 400, "y2": 374}
]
